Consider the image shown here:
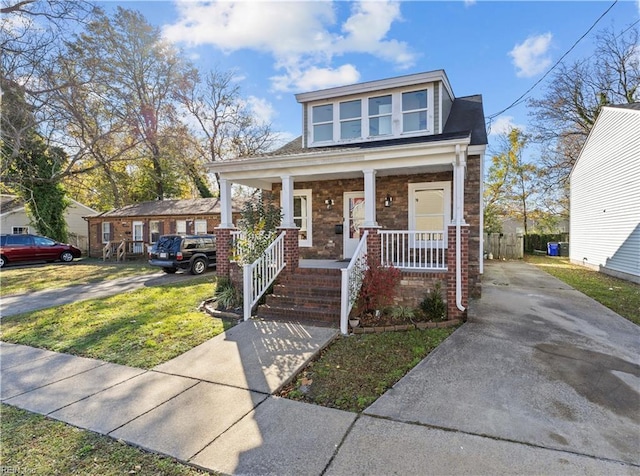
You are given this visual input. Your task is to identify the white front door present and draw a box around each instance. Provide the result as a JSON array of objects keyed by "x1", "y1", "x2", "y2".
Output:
[
  {"x1": 133, "y1": 221, "x2": 144, "y2": 253},
  {"x1": 343, "y1": 191, "x2": 365, "y2": 259}
]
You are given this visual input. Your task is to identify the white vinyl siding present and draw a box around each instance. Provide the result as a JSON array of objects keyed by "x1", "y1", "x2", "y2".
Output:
[{"x1": 570, "y1": 106, "x2": 640, "y2": 281}]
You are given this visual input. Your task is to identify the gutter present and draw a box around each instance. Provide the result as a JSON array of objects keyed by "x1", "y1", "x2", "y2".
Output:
[{"x1": 455, "y1": 144, "x2": 466, "y2": 313}]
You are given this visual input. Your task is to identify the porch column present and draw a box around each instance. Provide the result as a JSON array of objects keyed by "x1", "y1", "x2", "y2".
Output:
[
  {"x1": 218, "y1": 178, "x2": 234, "y2": 229},
  {"x1": 363, "y1": 169, "x2": 378, "y2": 227},
  {"x1": 280, "y1": 175, "x2": 296, "y2": 228},
  {"x1": 447, "y1": 225, "x2": 469, "y2": 321},
  {"x1": 215, "y1": 177, "x2": 236, "y2": 279},
  {"x1": 452, "y1": 145, "x2": 467, "y2": 225}
]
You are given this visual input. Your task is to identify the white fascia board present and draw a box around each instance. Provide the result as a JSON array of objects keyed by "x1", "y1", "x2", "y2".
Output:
[
  {"x1": 296, "y1": 70, "x2": 450, "y2": 103},
  {"x1": 468, "y1": 144, "x2": 487, "y2": 156},
  {"x1": 0, "y1": 206, "x2": 26, "y2": 218}
]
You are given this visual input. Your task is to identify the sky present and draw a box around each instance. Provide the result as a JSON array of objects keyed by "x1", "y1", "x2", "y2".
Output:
[{"x1": 98, "y1": 0, "x2": 640, "y2": 153}]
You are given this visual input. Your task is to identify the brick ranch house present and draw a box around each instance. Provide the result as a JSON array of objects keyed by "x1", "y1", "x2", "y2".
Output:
[
  {"x1": 85, "y1": 198, "x2": 240, "y2": 259},
  {"x1": 210, "y1": 70, "x2": 487, "y2": 334}
]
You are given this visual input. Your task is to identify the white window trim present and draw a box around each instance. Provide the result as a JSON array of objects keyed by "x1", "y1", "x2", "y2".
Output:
[
  {"x1": 102, "y1": 222, "x2": 111, "y2": 243},
  {"x1": 408, "y1": 181, "x2": 451, "y2": 247},
  {"x1": 12, "y1": 226, "x2": 29, "y2": 234},
  {"x1": 194, "y1": 219, "x2": 207, "y2": 235},
  {"x1": 308, "y1": 88, "x2": 434, "y2": 146},
  {"x1": 285, "y1": 189, "x2": 313, "y2": 247},
  {"x1": 176, "y1": 220, "x2": 187, "y2": 234}
]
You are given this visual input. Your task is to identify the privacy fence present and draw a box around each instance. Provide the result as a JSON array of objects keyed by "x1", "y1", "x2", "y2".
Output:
[{"x1": 484, "y1": 232, "x2": 570, "y2": 260}]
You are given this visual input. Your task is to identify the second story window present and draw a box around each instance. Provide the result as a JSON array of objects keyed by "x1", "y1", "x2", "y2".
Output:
[
  {"x1": 340, "y1": 99, "x2": 361, "y2": 139},
  {"x1": 402, "y1": 89, "x2": 428, "y2": 133},
  {"x1": 312, "y1": 104, "x2": 333, "y2": 142},
  {"x1": 368, "y1": 95, "x2": 392, "y2": 136}
]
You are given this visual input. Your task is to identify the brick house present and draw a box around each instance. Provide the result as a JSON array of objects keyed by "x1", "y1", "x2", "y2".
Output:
[
  {"x1": 210, "y1": 70, "x2": 487, "y2": 333},
  {"x1": 85, "y1": 198, "x2": 240, "y2": 259}
]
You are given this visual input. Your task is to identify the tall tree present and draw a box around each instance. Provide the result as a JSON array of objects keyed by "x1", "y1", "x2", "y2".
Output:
[{"x1": 529, "y1": 25, "x2": 639, "y2": 191}]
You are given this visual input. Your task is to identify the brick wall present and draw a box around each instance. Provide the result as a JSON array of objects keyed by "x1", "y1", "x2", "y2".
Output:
[
  {"x1": 395, "y1": 271, "x2": 448, "y2": 308},
  {"x1": 465, "y1": 154, "x2": 482, "y2": 297}
]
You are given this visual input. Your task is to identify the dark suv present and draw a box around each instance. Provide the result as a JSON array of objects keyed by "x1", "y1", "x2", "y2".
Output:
[
  {"x1": 148, "y1": 234, "x2": 216, "y2": 275},
  {"x1": 0, "y1": 234, "x2": 82, "y2": 268}
]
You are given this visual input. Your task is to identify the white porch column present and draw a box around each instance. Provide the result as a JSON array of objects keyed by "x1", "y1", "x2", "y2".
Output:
[
  {"x1": 280, "y1": 175, "x2": 296, "y2": 228},
  {"x1": 452, "y1": 146, "x2": 467, "y2": 225},
  {"x1": 218, "y1": 177, "x2": 234, "y2": 228},
  {"x1": 363, "y1": 169, "x2": 378, "y2": 227}
]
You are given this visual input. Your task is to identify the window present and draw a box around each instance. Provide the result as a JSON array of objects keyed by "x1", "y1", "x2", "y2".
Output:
[
  {"x1": 368, "y1": 95, "x2": 392, "y2": 136},
  {"x1": 340, "y1": 99, "x2": 361, "y2": 139},
  {"x1": 312, "y1": 104, "x2": 333, "y2": 142},
  {"x1": 293, "y1": 189, "x2": 312, "y2": 247},
  {"x1": 7, "y1": 234, "x2": 31, "y2": 245},
  {"x1": 194, "y1": 220, "x2": 207, "y2": 235},
  {"x1": 409, "y1": 182, "x2": 451, "y2": 245},
  {"x1": 150, "y1": 221, "x2": 161, "y2": 244},
  {"x1": 12, "y1": 226, "x2": 29, "y2": 234},
  {"x1": 402, "y1": 90, "x2": 428, "y2": 133},
  {"x1": 33, "y1": 236, "x2": 55, "y2": 246},
  {"x1": 102, "y1": 222, "x2": 111, "y2": 243},
  {"x1": 176, "y1": 220, "x2": 187, "y2": 234}
]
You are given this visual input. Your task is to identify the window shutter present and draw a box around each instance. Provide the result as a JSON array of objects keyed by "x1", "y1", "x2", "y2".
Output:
[
  {"x1": 143, "y1": 222, "x2": 148, "y2": 243},
  {"x1": 108, "y1": 223, "x2": 113, "y2": 241},
  {"x1": 170, "y1": 220, "x2": 176, "y2": 233},
  {"x1": 187, "y1": 220, "x2": 194, "y2": 235},
  {"x1": 159, "y1": 221, "x2": 164, "y2": 235}
]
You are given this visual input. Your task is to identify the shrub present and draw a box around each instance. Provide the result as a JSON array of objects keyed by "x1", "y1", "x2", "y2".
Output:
[
  {"x1": 389, "y1": 305, "x2": 415, "y2": 321},
  {"x1": 233, "y1": 192, "x2": 282, "y2": 264},
  {"x1": 216, "y1": 278, "x2": 240, "y2": 309},
  {"x1": 355, "y1": 261, "x2": 401, "y2": 316},
  {"x1": 420, "y1": 281, "x2": 446, "y2": 321}
]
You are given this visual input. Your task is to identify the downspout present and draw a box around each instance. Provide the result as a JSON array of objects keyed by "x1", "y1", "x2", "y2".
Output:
[{"x1": 455, "y1": 145, "x2": 466, "y2": 313}]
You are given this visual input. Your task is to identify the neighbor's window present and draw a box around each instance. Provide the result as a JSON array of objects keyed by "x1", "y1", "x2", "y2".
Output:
[
  {"x1": 11, "y1": 226, "x2": 29, "y2": 234},
  {"x1": 402, "y1": 89, "x2": 428, "y2": 133},
  {"x1": 194, "y1": 220, "x2": 207, "y2": 235},
  {"x1": 293, "y1": 190, "x2": 312, "y2": 247},
  {"x1": 312, "y1": 104, "x2": 333, "y2": 142},
  {"x1": 150, "y1": 221, "x2": 161, "y2": 243},
  {"x1": 340, "y1": 99, "x2": 361, "y2": 140},
  {"x1": 102, "y1": 222, "x2": 111, "y2": 243},
  {"x1": 368, "y1": 95, "x2": 392, "y2": 136},
  {"x1": 176, "y1": 220, "x2": 187, "y2": 234}
]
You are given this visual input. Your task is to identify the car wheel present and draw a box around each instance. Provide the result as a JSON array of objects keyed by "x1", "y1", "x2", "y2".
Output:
[
  {"x1": 190, "y1": 257, "x2": 207, "y2": 275},
  {"x1": 0, "y1": 255, "x2": 6, "y2": 268},
  {"x1": 162, "y1": 267, "x2": 177, "y2": 274},
  {"x1": 60, "y1": 251, "x2": 74, "y2": 262}
]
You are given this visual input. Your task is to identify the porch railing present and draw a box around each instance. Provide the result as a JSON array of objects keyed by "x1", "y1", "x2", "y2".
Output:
[
  {"x1": 379, "y1": 230, "x2": 447, "y2": 270},
  {"x1": 102, "y1": 240, "x2": 146, "y2": 262},
  {"x1": 340, "y1": 230, "x2": 369, "y2": 335},
  {"x1": 243, "y1": 231, "x2": 286, "y2": 321}
]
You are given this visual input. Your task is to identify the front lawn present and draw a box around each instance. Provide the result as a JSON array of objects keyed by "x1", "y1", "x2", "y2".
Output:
[
  {"x1": 0, "y1": 260, "x2": 157, "y2": 296},
  {"x1": 281, "y1": 327, "x2": 456, "y2": 413},
  {"x1": 0, "y1": 276, "x2": 234, "y2": 368},
  {"x1": 1, "y1": 405, "x2": 209, "y2": 475},
  {"x1": 525, "y1": 255, "x2": 640, "y2": 325}
]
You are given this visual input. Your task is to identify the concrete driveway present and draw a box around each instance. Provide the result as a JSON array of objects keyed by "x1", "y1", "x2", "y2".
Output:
[{"x1": 366, "y1": 260, "x2": 640, "y2": 466}]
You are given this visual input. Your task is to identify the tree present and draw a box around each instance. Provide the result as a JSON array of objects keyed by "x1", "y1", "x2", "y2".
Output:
[{"x1": 529, "y1": 25, "x2": 639, "y2": 192}]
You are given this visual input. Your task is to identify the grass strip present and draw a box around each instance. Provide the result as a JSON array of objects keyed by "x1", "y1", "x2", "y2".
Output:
[
  {"x1": 1, "y1": 404, "x2": 211, "y2": 475},
  {"x1": 0, "y1": 276, "x2": 234, "y2": 368},
  {"x1": 281, "y1": 327, "x2": 456, "y2": 413},
  {"x1": 525, "y1": 255, "x2": 640, "y2": 325}
]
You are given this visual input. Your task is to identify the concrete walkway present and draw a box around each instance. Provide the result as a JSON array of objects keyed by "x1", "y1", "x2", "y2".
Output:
[{"x1": 2, "y1": 261, "x2": 639, "y2": 475}]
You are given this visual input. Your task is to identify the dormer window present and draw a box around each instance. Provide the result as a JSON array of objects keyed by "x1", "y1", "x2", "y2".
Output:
[
  {"x1": 369, "y1": 95, "x2": 392, "y2": 136},
  {"x1": 340, "y1": 100, "x2": 361, "y2": 139},
  {"x1": 312, "y1": 104, "x2": 333, "y2": 142},
  {"x1": 402, "y1": 89, "x2": 428, "y2": 133}
]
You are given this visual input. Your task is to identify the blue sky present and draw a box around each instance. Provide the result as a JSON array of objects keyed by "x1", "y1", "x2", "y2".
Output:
[{"x1": 100, "y1": 1, "x2": 640, "y2": 152}]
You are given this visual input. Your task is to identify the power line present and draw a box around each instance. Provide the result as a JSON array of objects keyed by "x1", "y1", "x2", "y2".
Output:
[{"x1": 487, "y1": 0, "x2": 620, "y2": 122}]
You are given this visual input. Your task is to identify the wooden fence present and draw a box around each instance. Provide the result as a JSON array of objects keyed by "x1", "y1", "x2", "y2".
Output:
[{"x1": 484, "y1": 233, "x2": 524, "y2": 260}]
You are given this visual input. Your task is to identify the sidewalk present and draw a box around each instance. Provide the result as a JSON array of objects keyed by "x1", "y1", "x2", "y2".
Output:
[{"x1": 2, "y1": 311, "x2": 636, "y2": 475}]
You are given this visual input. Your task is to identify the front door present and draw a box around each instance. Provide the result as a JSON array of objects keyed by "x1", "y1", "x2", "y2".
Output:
[
  {"x1": 132, "y1": 221, "x2": 144, "y2": 254},
  {"x1": 343, "y1": 191, "x2": 365, "y2": 259}
]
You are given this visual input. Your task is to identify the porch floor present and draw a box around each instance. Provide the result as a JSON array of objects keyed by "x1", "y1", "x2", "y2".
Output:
[{"x1": 299, "y1": 259, "x2": 348, "y2": 269}]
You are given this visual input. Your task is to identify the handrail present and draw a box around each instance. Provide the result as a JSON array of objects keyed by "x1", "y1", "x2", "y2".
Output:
[
  {"x1": 102, "y1": 241, "x2": 112, "y2": 261},
  {"x1": 340, "y1": 230, "x2": 369, "y2": 335},
  {"x1": 116, "y1": 240, "x2": 126, "y2": 262},
  {"x1": 243, "y1": 231, "x2": 286, "y2": 321},
  {"x1": 379, "y1": 230, "x2": 447, "y2": 270}
]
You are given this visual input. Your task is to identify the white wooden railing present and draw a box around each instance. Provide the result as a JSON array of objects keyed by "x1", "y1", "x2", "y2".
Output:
[
  {"x1": 379, "y1": 230, "x2": 447, "y2": 270},
  {"x1": 230, "y1": 231, "x2": 244, "y2": 262},
  {"x1": 340, "y1": 230, "x2": 369, "y2": 335},
  {"x1": 243, "y1": 231, "x2": 286, "y2": 321}
]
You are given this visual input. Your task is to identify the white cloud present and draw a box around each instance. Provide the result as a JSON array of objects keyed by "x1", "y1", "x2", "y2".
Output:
[
  {"x1": 164, "y1": 0, "x2": 414, "y2": 92},
  {"x1": 509, "y1": 33, "x2": 553, "y2": 78},
  {"x1": 246, "y1": 96, "x2": 276, "y2": 125},
  {"x1": 464, "y1": 0, "x2": 477, "y2": 6},
  {"x1": 489, "y1": 116, "x2": 525, "y2": 136}
]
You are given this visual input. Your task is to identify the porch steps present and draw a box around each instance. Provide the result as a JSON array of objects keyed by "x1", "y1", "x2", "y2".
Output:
[{"x1": 256, "y1": 268, "x2": 342, "y2": 325}]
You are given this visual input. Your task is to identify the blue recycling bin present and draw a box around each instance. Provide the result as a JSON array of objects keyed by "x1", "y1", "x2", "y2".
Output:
[{"x1": 547, "y1": 242, "x2": 559, "y2": 256}]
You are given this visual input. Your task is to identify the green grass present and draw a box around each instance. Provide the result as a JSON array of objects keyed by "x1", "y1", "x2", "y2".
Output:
[
  {"x1": 281, "y1": 327, "x2": 456, "y2": 413},
  {"x1": 525, "y1": 255, "x2": 640, "y2": 325},
  {"x1": 0, "y1": 260, "x2": 156, "y2": 296},
  {"x1": 0, "y1": 276, "x2": 235, "y2": 368},
  {"x1": 1, "y1": 405, "x2": 211, "y2": 475}
]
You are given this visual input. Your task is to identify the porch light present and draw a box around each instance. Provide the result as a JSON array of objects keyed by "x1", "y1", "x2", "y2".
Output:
[
  {"x1": 384, "y1": 194, "x2": 393, "y2": 207},
  {"x1": 325, "y1": 198, "x2": 334, "y2": 209}
]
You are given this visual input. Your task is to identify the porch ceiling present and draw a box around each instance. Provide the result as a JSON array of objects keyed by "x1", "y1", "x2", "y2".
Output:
[{"x1": 210, "y1": 137, "x2": 467, "y2": 190}]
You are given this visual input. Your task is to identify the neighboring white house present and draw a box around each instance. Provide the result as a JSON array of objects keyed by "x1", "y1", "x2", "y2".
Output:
[
  {"x1": 569, "y1": 103, "x2": 640, "y2": 284},
  {"x1": 0, "y1": 194, "x2": 98, "y2": 253}
]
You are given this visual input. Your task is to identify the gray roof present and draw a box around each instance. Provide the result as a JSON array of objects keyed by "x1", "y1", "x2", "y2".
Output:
[
  {"x1": 0, "y1": 194, "x2": 24, "y2": 214},
  {"x1": 92, "y1": 198, "x2": 234, "y2": 218},
  {"x1": 609, "y1": 102, "x2": 640, "y2": 111},
  {"x1": 443, "y1": 95, "x2": 488, "y2": 146}
]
